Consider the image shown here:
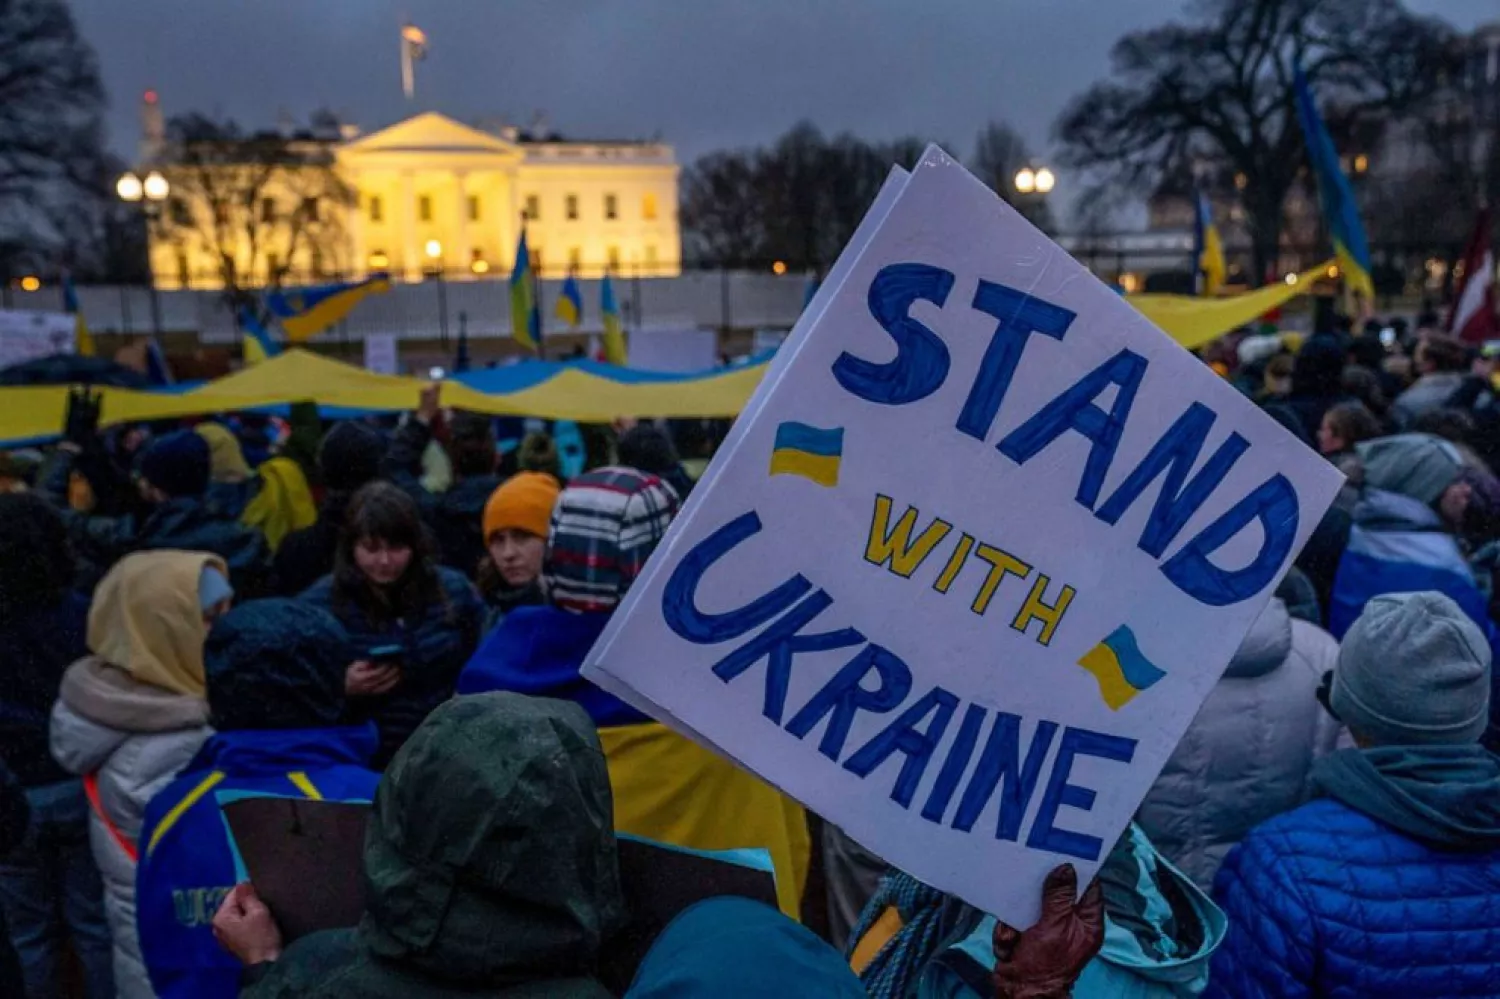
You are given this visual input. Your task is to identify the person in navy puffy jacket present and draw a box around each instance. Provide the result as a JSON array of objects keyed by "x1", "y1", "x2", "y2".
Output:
[{"x1": 1207, "y1": 590, "x2": 1500, "y2": 999}]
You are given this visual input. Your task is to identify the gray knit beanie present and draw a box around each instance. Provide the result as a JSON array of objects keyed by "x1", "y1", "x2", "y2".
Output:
[
  {"x1": 1355, "y1": 433, "x2": 1463, "y2": 505},
  {"x1": 1331, "y1": 591, "x2": 1492, "y2": 746}
]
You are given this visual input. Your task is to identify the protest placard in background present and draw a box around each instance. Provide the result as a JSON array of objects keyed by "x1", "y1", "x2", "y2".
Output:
[
  {"x1": 0, "y1": 309, "x2": 75, "y2": 367},
  {"x1": 584, "y1": 146, "x2": 1344, "y2": 926}
]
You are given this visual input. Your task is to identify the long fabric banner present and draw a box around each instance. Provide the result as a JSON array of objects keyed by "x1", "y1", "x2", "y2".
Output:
[{"x1": 0, "y1": 269, "x2": 1326, "y2": 446}]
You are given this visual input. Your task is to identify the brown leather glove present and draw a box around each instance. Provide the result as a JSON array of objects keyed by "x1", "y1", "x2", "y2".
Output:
[{"x1": 992, "y1": 864, "x2": 1105, "y2": 999}]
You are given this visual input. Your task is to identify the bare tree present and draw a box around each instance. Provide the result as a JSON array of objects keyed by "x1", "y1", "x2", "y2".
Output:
[
  {"x1": 154, "y1": 113, "x2": 354, "y2": 312},
  {"x1": 1054, "y1": 0, "x2": 1455, "y2": 283},
  {"x1": 0, "y1": 0, "x2": 108, "y2": 278},
  {"x1": 680, "y1": 149, "x2": 766, "y2": 268}
]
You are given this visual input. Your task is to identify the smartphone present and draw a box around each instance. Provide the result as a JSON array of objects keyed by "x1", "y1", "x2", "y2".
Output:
[{"x1": 366, "y1": 644, "x2": 405, "y2": 669}]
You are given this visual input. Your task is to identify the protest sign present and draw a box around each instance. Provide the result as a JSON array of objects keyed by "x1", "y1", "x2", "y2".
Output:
[
  {"x1": 0, "y1": 309, "x2": 75, "y2": 368},
  {"x1": 584, "y1": 146, "x2": 1344, "y2": 925},
  {"x1": 363, "y1": 333, "x2": 399, "y2": 374}
]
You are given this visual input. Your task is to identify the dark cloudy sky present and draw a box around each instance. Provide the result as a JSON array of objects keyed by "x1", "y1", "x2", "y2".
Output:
[{"x1": 74, "y1": 0, "x2": 1494, "y2": 216}]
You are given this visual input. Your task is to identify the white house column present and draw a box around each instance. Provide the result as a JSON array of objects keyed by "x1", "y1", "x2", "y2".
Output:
[
  {"x1": 454, "y1": 170, "x2": 469, "y2": 277},
  {"x1": 400, "y1": 170, "x2": 419, "y2": 281}
]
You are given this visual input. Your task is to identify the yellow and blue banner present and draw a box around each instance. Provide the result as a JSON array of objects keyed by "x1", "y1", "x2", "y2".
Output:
[
  {"x1": 1193, "y1": 191, "x2": 1226, "y2": 296},
  {"x1": 1293, "y1": 67, "x2": 1374, "y2": 300},
  {"x1": 768, "y1": 421, "x2": 843, "y2": 487},
  {"x1": 1077, "y1": 625, "x2": 1166, "y2": 711},
  {"x1": 63, "y1": 276, "x2": 95, "y2": 357},
  {"x1": 265, "y1": 273, "x2": 391, "y2": 343},
  {"x1": 510, "y1": 231, "x2": 540, "y2": 352},
  {"x1": 600, "y1": 274, "x2": 628, "y2": 366},
  {"x1": 557, "y1": 274, "x2": 583, "y2": 328}
]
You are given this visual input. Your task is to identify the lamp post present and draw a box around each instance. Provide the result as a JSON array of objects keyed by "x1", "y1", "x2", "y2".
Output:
[
  {"x1": 426, "y1": 239, "x2": 448, "y2": 348},
  {"x1": 1012, "y1": 165, "x2": 1055, "y2": 233},
  {"x1": 118, "y1": 169, "x2": 170, "y2": 336}
]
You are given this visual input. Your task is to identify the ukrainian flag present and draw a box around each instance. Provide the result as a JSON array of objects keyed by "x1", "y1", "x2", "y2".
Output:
[
  {"x1": 768, "y1": 421, "x2": 843, "y2": 487},
  {"x1": 510, "y1": 231, "x2": 540, "y2": 352},
  {"x1": 238, "y1": 306, "x2": 281, "y2": 365},
  {"x1": 556, "y1": 274, "x2": 583, "y2": 328},
  {"x1": 1293, "y1": 67, "x2": 1374, "y2": 301},
  {"x1": 1076, "y1": 625, "x2": 1166, "y2": 711},
  {"x1": 1194, "y1": 191, "x2": 1226, "y2": 296},
  {"x1": 265, "y1": 273, "x2": 391, "y2": 343},
  {"x1": 600, "y1": 273, "x2": 627, "y2": 366},
  {"x1": 63, "y1": 276, "x2": 95, "y2": 357}
]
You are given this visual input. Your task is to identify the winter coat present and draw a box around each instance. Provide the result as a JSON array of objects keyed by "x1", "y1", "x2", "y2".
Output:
[
  {"x1": 1136, "y1": 598, "x2": 1341, "y2": 888},
  {"x1": 42, "y1": 449, "x2": 271, "y2": 596},
  {"x1": 1393, "y1": 371, "x2": 1468, "y2": 428},
  {"x1": 457, "y1": 607, "x2": 811, "y2": 920},
  {"x1": 136, "y1": 726, "x2": 381, "y2": 999},
  {"x1": 49, "y1": 661, "x2": 211, "y2": 999},
  {"x1": 0, "y1": 756, "x2": 26, "y2": 999},
  {"x1": 1207, "y1": 746, "x2": 1500, "y2": 998},
  {"x1": 383, "y1": 420, "x2": 504, "y2": 578},
  {"x1": 240, "y1": 693, "x2": 623, "y2": 998},
  {"x1": 852, "y1": 824, "x2": 1226, "y2": 999},
  {"x1": 0, "y1": 590, "x2": 90, "y2": 787},
  {"x1": 481, "y1": 579, "x2": 545, "y2": 634},
  {"x1": 301, "y1": 568, "x2": 483, "y2": 768}
]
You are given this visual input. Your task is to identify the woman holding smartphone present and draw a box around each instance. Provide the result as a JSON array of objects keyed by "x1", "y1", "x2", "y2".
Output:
[{"x1": 302, "y1": 482, "x2": 483, "y2": 768}]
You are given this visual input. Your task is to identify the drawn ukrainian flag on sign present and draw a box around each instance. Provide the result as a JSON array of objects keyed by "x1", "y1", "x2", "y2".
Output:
[
  {"x1": 769, "y1": 421, "x2": 843, "y2": 487},
  {"x1": 1077, "y1": 625, "x2": 1166, "y2": 711}
]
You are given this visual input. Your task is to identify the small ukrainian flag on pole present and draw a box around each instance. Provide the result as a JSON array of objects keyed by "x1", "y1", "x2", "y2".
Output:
[
  {"x1": 768, "y1": 421, "x2": 844, "y2": 487},
  {"x1": 556, "y1": 273, "x2": 583, "y2": 328},
  {"x1": 1076, "y1": 625, "x2": 1166, "y2": 711}
]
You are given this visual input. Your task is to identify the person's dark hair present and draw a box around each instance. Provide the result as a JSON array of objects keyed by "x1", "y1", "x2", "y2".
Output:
[
  {"x1": 1323, "y1": 401, "x2": 1383, "y2": 452},
  {"x1": 0, "y1": 493, "x2": 75, "y2": 617},
  {"x1": 1413, "y1": 407, "x2": 1475, "y2": 445},
  {"x1": 1339, "y1": 365, "x2": 1388, "y2": 416},
  {"x1": 1420, "y1": 334, "x2": 1469, "y2": 373},
  {"x1": 446, "y1": 412, "x2": 497, "y2": 479},
  {"x1": 333, "y1": 481, "x2": 446, "y2": 621},
  {"x1": 617, "y1": 425, "x2": 679, "y2": 476}
]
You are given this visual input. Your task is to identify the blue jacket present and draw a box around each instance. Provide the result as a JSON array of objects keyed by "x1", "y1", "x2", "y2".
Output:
[
  {"x1": 1207, "y1": 797, "x2": 1500, "y2": 998},
  {"x1": 135, "y1": 725, "x2": 381, "y2": 999},
  {"x1": 302, "y1": 568, "x2": 483, "y2": 767},
  {"x1": 457, "y1": 605, "x2": 650, "y2": 727}
]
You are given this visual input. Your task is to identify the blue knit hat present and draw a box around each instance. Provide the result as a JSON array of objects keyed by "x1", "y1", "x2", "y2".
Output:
[{"x1": 137, "y1": 430, "x2": 212, "y2": 498}]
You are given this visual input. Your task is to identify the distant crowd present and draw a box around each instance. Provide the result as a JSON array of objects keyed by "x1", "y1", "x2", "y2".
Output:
[{"x1": 2, "y1": 302, "x2": 1500, "y2": 997}]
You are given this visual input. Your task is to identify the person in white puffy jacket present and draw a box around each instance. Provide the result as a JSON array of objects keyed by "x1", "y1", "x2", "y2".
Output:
[
  {"x1": 49, "y1": 551, "x2": 230, "y2": 999},
  {"x1": 1136, "y1": 595, "x2": 1342, "y2": 890}
]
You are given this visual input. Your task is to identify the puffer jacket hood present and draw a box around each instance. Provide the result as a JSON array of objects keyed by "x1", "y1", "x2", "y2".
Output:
[
  {"x1": 1223, "y1": 598, "x2": 1291, "y2": 679},
  {"x1": 358, "y1": 692, "x2": 624, "y2": 986}
]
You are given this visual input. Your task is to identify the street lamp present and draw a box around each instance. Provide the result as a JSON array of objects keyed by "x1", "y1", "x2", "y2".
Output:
[
  {"x1": 1014, "y1": 168, "x2": 1036, "y2": 194},
  {"x1": 117, "y1": 169, "x2": 170, "y2": 335},
  {"x1": 1014, "y1": 166, "x2": 1055, "y2": 196},
  {"x1": 1033, "y1": 168, "x2": 1055, "y2": 194},
  {"x1": 425, "y1": 239, "x2": 442, "y2": 260}
]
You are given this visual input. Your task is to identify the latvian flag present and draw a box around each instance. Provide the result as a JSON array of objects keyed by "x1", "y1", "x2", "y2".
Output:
[{"x1": 1450, "y1": 208, "x2": 1496, "y2": 344}]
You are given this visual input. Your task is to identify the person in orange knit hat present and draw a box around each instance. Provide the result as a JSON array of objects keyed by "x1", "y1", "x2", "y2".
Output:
[{"x1": 477, "y1": 472, "x2": 560, "y2": 631}]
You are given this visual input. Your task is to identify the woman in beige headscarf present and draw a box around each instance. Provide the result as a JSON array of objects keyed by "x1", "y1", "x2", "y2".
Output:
[{"x1": 50, "y1": 550, "x2": 232, "y2": 999}]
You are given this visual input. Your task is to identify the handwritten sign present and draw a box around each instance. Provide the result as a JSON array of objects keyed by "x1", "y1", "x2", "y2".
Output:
[{"x1": 583, "y1": 147, "x2": 1342, "y2": 925}]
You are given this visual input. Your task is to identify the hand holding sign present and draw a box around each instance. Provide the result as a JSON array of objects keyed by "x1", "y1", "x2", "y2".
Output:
[{"x1": 583, "y1": 146, "x2": 1342, "y2": 925}]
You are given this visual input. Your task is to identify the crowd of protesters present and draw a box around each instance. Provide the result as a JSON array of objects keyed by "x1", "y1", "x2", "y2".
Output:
[{"x1": 1, "y1": 301, "x2": 1500, "y2": 997}]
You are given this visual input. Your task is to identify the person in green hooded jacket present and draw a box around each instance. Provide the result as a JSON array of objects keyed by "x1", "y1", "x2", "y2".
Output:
[{"x1": 213, "y1": 692, "x2": 624, "y2": 998}]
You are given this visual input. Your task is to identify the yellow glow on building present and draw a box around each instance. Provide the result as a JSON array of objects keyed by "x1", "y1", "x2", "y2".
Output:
[{"x1": 149, "y1": 112, "x2": 681, "y2": 289}]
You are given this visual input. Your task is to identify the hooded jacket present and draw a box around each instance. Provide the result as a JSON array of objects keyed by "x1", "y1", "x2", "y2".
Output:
[
  {"x1": 457, "y1": 606, "x2": 812, "y2": 919},
  {"x1": 1207, "y1": 746, "x2": 1500, "y2": 998},
  {"x1": 136, "y1": 597, "x2": 383, "y2": 998},
  {"x1": 853, "y1": 824, "x2": 1226, "y2": 999},
  {"x1": 241, "y1": 693, "x2": 624, "y2": 998},
  {"x1": 1136, "y1": 599, "x2": 1342, "y2": 888},
  {"x1": 48, "y1": 551, "x2": 220, "y2": 999}
]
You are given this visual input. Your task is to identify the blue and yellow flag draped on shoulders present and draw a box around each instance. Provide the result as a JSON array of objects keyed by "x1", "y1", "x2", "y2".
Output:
[
  {"x1": 1293, "y1": 67, "x2": 1374, "y2": 301},
  {"x1": 264, "y1": 273, "x2": 391, "y2": 343},
  {"x1": 510, "y1": 230, "x2": 541, "y2": 352}
]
